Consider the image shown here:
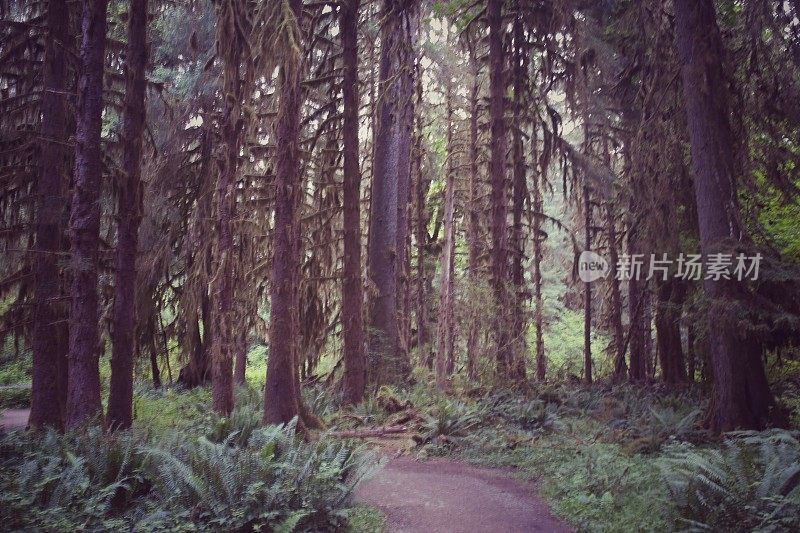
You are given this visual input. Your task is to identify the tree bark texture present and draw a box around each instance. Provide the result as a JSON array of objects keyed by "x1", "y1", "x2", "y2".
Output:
[
  {"x1": 341, "y1": 0, "x2": 367, "y2": 405},
  {"x1": 367, "y1": 0, "x2": 417, "y2": 385},
  {"x1": 108, "y1": 0, "x2": 148, "y2": 430},
  {"x1": 436, "y1": 77, "x2": 456, "y2": 389},
  {"x1": 655, "y1": 280, "x2": 687, "y2": 385},
  {"x1": 510, "y1": 14, "x2": 527, "y2": 380},
  {"x1": 606, "y1": 203, "x2": 627, "y2": 380},
  {"x1": 66, "y1": 0, "x2": 108, "y2": 429},
  {"x1": 583, "y1": 184, "x2": 593, "y2": 384},
  {"x1": 30, "y1": 0, "x2": 71, "y2": 430},
  {"x1": 466, "y1": 45, "x2": 481, "y2": 380},
  {"x1": 265, "y1": 0, "x2": 304, "y2": 426},
  {"x1": 488, "y1": 0, "x2": 511, "y2": 376},
  {"x1": 674, "y1": 0, "x2": 775, "y2": 431}
]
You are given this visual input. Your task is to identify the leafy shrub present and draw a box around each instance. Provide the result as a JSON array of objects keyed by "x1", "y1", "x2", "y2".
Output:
[
  {"x1": 646, "y1": 406, "x2": 703, "y2": 442},
  {"x1": 0, "y1": 383, "x2": 30, "y2": 408},
  {"x1": 662, "y1": 430, "x2": 800, "y2": 532},
  {"x1": 144, "y1": 419, "x2": 378, "y2": 531},
  {"x1": 302, "y1": 385, "x2": 340, "y2": 422},
  {"x1": 509, "y1": 400, "x2": 563, "y2": 434},
  {"x1": 416, "y1": 399, "x2": 482, "y2": 445},
  {"x1": 479, "y1": 392, "x2": 563, "y2": 435},
  {"x1": 0, "y1": 428, "x2": 149, "y2": 531}
]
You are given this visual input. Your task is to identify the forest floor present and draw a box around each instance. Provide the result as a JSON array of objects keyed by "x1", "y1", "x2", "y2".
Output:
[{"x1": 355, "y1": 454, "x2": 572, "y2": 533}]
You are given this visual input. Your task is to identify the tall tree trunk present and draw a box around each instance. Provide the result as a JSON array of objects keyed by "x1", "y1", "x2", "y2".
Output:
[
  {"x1": 655, "y1": 280, "x2": 687, "y2": 385},
  {"x1": 606, "y1": 203, "x2": 626, "y2": 380},
  {"x1": 211, "y1": 1, "x2": 244, "y2": 416},
  {"x1": 413, "y1": 62, "x2": 431, "y2": 368},
  {"x1": 264, "y1": 0, "x2": 303, "y2": 426},
  {"x1": 30, "y1": 0, "x2": 71, "y2": 430},
  {"x1": 341, "y1": 0, "x2": 366, "y2": 405},
  {"x1": 465, "y1": 44, "x2": 481, "y2": 380},
  {"x1": 510, "y1": 13, "x2": 527, "y2": 380},
  {"x1": 674, "y1": 0, "x2": 775, "y2": 431},
  {"x1": 396, "y1": 32, "x2": 415, "y2": 367},
  {"x1": 108, "y1": 0, "x2": 148, "y2": 430},
  {"x1": 583, "y1": 184, "x2": 592, "y2": 384},
  {"x1": 488, "y1": 0, "x2": 511, "y2": 376},
  {"x1": 178, "y1": 133, "x2": 214, "y2": 388},
  {"x1": 66, "y1": 0, "x2": 108, "y2": 428},
  {"x1": 436, "y1": 76, "x2": 456, "y2": 389},
  {"x1": 367, "y1": 0, "x2": 417, "y2": 385}
]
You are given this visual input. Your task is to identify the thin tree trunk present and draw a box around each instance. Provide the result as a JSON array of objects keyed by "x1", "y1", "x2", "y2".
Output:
[
  {"x1": 655, "y1": 280, "x2": 687, "y2": 385},
  {"x1": 510, "y1": 13, "x2": 526, "y2": 380},
  {"x1": 583, "y1": 185, "x2": 593, "y2": 384},
  {"x1": 66, "y1": 0, "x2": 108, "y2": 428},
  {"x1": 644, "y1": 291, "x2": 654, "y2": 379},
  {"x1": 436, "y1": 76, "x2": 456, "y2": 389},
  {"x1": 627, "y1": 212, "x2": 646, "y2": 382},
  {"x1": 532, "y1": 167, "x2": 546, "y2": 381},
  {"x1": 108, "y1": 0, "x2": 148, "y2": 430},
  {"x1": 30, "y1": 0, "x2": 71, "y2": 430},
  {"x1": 606, "y1": 203, "x2": 626, "y2": 380},
  {"x1": 149, "y1": 317, "x2": 162, "y2": 388},
  {"x1": 687, "y1": 321, "x2": 696, "y2": 382},
  {"x1": 674, "y1": 0, "x2": 775, "y2": 431},
  {"x1": 413, "y1": 62, "x2": 431, "y2": 368},
  {"x1": 264, "y1": 0, "x2": 304, "y2": 426},
  {"x1": 466, "y1": 44, "x2": 480, "y2": 380},
  {"x1": 234, "y1": 327, "x2": 247, "y2": 385},
  {"x1": 341, "y1": 0, "x2": 366, "y2": 405},
  {"x1": 488, "y1": 0, "x2": 511, "y2": 376}
]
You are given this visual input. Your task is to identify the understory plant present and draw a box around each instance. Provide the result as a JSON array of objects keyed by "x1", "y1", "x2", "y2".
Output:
[
  {"x1": 0, "y1": 418, "x2": 378, "y2": 532},
  {"x1": 662, "y1": 430, "x2": 800, "y2": 532}
]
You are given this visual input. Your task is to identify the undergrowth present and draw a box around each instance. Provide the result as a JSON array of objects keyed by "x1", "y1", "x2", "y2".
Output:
[
  {"x1": 0, "y1": 405, "x2": 379, "y2": 532},
  {"x1": 352, "y1": 379, "x2": 799, "y2": 533}
]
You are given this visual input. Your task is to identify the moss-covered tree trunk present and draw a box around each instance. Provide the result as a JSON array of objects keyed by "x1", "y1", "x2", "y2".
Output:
[{"x1": 674, "y1": 0, "x2": 775, "y2": 431}]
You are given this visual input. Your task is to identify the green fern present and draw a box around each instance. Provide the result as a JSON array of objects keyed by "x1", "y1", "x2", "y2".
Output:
[{"x1": 662, "y1": 430, "x2": 800, "y2": 532}]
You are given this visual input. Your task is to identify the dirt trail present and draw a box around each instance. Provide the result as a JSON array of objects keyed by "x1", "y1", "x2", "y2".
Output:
[
  {"x1": 0, "y1": 408, "x2": 29, "y2": 430},
  {"x1": 355, "y1": 455, "x2": 573, "y2": 533}
]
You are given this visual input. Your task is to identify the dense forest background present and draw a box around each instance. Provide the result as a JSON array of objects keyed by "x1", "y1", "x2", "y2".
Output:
[{"x1": 1, "y1": 0, "x2": 800, "y2": 531}]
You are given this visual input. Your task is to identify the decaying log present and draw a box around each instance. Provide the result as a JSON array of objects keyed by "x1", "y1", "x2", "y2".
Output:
[{"x1": 329, "y1": 425, "x2": 408, "y2": 438}]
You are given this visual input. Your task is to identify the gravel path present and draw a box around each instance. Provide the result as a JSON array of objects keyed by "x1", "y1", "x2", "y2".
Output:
[{"x1": 355, "y1": 456, "x2": 573, "y2": 533}]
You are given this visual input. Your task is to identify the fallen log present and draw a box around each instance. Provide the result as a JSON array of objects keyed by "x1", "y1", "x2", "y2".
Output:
[{"x1": 329, "y1": 425, "x2": 408, "y2": 438}]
